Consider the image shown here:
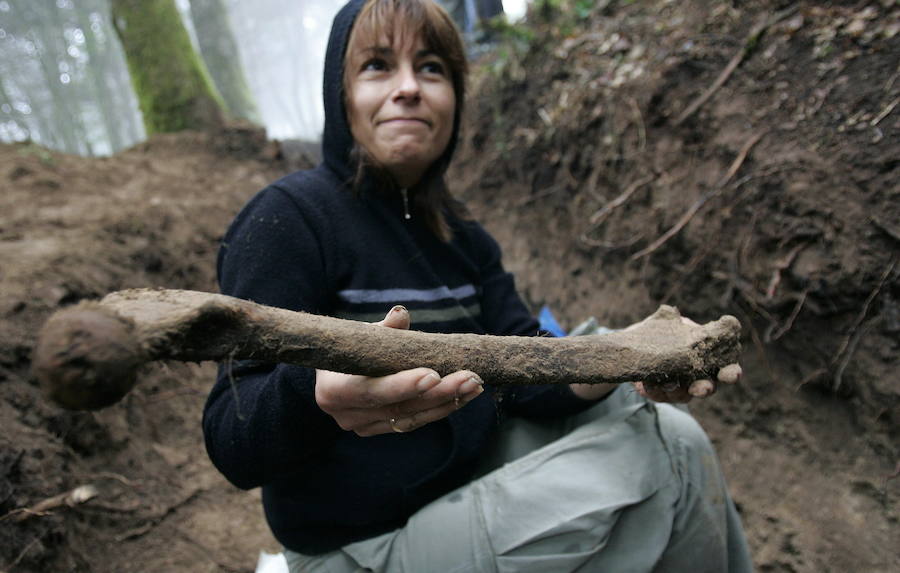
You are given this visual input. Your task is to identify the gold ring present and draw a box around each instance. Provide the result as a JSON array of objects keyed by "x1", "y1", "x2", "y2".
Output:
[{"x1": 389, "y1": 418, "x2": 406, "y2": 433}]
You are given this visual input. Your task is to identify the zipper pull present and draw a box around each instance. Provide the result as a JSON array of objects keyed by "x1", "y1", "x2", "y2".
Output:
[{"x1": 400, "y1": 188, "x2": 411, "y2": 220}]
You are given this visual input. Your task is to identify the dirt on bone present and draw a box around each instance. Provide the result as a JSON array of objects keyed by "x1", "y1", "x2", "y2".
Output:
[{"x1": 32, "y1": 303, "x2": 144, "y2": 410}]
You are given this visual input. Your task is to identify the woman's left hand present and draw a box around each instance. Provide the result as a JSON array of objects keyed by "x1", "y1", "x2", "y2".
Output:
[
  {"x1": 632, "y1": 363, "x2": 742, "y2": 404},
  {"x1": 628, "y1": 315, "x2": 742, "y2": 404},
  {"x1": 570, "y1": 361, "x2": 740, "y2": 403},
  {"x1": 569, "y1": 312, "x2": 742, "y2": 403}
]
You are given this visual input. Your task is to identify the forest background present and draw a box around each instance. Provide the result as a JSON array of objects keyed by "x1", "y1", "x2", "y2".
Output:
[{"x1": 0, "y1": 0, "x2": 518, "y2": 153}]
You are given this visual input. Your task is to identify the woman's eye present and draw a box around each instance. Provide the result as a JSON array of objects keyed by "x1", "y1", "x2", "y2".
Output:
[
  {"x1": 362, "y1": 58, "x2": 387, "y2": 72},
  {"x1": 421, "y1": 61, "x2": 445, "y2": 75}
]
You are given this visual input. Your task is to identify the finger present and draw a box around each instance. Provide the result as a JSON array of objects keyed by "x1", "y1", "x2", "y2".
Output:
[
  {"x1": 346, "y1": 372, "x2": 482, "y2": 424},
  {"x1": 325, "y1": 368, "x2": 441, "y2": 409},
  {"x1": 395, "y1": 397, "x2": 475, "y2": 431},
  {"x1": 362, "y1": 368, "x2": 443, "y2": 406},
  {"x1": 375, "y1": 305, "x2": 411, "y2": 330},
  {"x1": 357, "y1": 391, "x2": 484, "y2": 436},
  {"x1": 321, "y1": 369, "x2": 446, "y2": 431},
  {"x1": 419, "y1": 370, "x2": 483, "y2": 400},
  {"x1": 717, "y1": 364, "x2": 742, "y2": 385},
  {"x1": 688, "y1": 379, "x2": 715, "y2": 398},
  {"x1": 388, "y1": 371, "x2": 482, "y2": 416}
]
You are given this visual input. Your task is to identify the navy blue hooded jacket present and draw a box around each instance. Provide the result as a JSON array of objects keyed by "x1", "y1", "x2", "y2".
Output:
[{"x1": 202, "y1": 0, "x2": 593, "y2": 554}]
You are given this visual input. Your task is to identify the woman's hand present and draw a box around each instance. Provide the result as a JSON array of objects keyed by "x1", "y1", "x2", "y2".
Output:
[
  {"x1": 570, "y1": 365, "x2": 741, "y2": 404},
  {"x1": 629, "y1": 316, "x2": 743, "y2": 404},
  {"x1": 315, "y1": 305, "x2": 484, "y2": 436},
  {"x1": 570, "y1": 314, "x2": 742, "y2": 404},
  {"x1": 632, "y1": 363, "x2": 742, "y2": 403}
]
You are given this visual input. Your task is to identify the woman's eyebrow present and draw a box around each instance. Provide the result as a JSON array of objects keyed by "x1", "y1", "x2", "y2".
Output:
[
  {"x1": 358, "y1": 46, "x2": 439, "y2": 58},
  {"x1": 359, "y1": 46, "x2": 393, "y2": 57},
  {"x1": 351, "y1": 46, "x2": 394, "y2": 60}
]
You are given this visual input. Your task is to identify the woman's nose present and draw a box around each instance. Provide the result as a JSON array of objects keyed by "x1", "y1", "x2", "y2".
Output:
[{"x1": 392, "y1": 65, "x2": 421, "y2": 103}]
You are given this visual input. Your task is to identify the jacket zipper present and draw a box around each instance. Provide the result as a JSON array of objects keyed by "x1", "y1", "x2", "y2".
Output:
[{"x1": 400, "y1": 188, "x2": 411, "y2": 220}]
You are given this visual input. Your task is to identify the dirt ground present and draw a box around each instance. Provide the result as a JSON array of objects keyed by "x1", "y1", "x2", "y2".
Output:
[
  {"x1": 454, "y1": 2, "x2": 899, "y2": 571},
  {"x1": 1, "y1": 1, "x2": 897, "y2": 572},
  {"x1": 0, "y1": 127, "x2": 293, "y2": 572}
]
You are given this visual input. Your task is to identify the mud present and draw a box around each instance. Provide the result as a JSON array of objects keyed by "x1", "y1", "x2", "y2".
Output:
[{"x1": 453, "y1": 2, "x2": 898, "y2": 571}]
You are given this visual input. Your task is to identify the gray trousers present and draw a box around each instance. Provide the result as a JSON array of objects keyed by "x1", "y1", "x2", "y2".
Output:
[{"x1": 285, "y1": 388, "x2": 753, "y2": 572}]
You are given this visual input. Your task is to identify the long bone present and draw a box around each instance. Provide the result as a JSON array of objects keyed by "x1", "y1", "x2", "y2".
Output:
[{"x1": 32, "y1": 288, "x2": 742, "y2": 410}]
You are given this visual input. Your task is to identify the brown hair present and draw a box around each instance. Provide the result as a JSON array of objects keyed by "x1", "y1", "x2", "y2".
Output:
[{"x1": 343, "y1": 0, "x2": 469, "y2": 241}]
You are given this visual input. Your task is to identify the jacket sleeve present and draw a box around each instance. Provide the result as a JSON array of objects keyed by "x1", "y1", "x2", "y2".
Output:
[
  {"x1": 467, "y1": 223, "x2": 597, "y2": 419},
  {"x1": 202, "y1": 184, "x2": 342, "y2": 490}
]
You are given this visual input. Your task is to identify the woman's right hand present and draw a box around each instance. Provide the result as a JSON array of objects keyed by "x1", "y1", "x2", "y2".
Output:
[{"x1": 315, "y1": 305, "x2": 484, "y2": 436}]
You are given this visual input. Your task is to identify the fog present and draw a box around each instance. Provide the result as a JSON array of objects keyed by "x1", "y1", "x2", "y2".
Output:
[{"x1": 0, "y1": 0, "x2": 525, "y2": 155}]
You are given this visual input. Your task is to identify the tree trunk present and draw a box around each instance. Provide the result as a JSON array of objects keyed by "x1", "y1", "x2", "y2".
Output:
[
  {"x1": 77, "y1": 3, "x2": 124, "y2": 152},
  {"x1": 96, "y1": 4, "x2": 148, "y2": 146},
  {"x1": 45, "y1": 1, "x2": 94, "y2": 156},
  {"x1": 110, "y1": 0, "x2": 224, "y2": 134},
  {"x1": 17, "y1": 1, "x2": 83, "y2": 152},
  {"x1": 188, "y1": 0, "x2": 259, "y2": 124}
]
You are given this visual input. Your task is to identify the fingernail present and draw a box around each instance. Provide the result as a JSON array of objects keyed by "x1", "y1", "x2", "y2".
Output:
[
  {"x1": 459, "y1": 375, "x2": 483, "y2": 394},
  {"x1": 417, "y1": 371, "x2": 440, "y2": 392},
  {"x1": 460, "y1": 385, "x2": 484, "y2": 404},
  {"x1": 391, "y1": 305, "x2": 407, "y2": 314},
  {"x1": 689, "y1": 379, "x2": 715, "y2": 397},
  {"x1": 718, "y1": 364, "x2": 742, "y2": 384}
]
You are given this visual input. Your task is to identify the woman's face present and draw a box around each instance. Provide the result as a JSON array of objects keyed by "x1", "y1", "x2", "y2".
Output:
[{"x1": 345, "y1": 27, "x2": 456, "y2": 188}]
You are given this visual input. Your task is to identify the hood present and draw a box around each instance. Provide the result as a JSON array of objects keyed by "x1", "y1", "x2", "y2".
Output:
[
  {"x1": 320, "y1": 0, "x2": 462, "y2": 187},
  {"x1": 322, "y1": 0, "x2": 366, "y2": 183}
]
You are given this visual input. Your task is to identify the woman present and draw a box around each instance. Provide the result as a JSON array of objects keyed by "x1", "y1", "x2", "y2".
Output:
[{"x1": 203, "y1": 1, "x2": 752, "y2": 571}]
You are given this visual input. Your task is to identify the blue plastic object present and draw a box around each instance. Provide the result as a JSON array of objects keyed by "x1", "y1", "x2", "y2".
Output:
[{"x1": 538, "y1": 305, "x2": 567, "y2": 337}]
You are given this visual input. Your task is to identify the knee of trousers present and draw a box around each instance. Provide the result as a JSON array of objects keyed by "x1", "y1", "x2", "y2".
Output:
[
  {"x1": 655, "y1": 404, "x2": 730, "y2": 498},
  {"x1": 656, "y1": 402, "x2": 714, "y2": 447}
]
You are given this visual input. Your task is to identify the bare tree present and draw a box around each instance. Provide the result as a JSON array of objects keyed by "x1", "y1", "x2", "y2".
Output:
[
  {"x1": 188, "y1": 0, "x2": 259, "y2": 123},
  {"x1": 0, "y1": 0, "x2": 143, "y2": 155},
  {"x1": 111, "y1": 0, "x2": 224, "y2": 133}
]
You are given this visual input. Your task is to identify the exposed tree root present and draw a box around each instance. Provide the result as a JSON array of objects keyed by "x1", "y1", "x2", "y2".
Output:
[
  {"x1": 831, "y1": 259, "x2": 896, "y2": 390},
  {"x1": 1, "y1": 485, "x2": 98, "y2": 523},
  {"x1": 674, "y1": 6, "x2": 799, "y2": 126},
  {"x1": 630, "y1": 131, "x2": 766, "y2": 260}
]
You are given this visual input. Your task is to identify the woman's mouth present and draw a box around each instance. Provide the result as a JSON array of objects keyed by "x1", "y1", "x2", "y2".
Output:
[{"x1": 379, "y1": 117, "x2": 430, "y2": 127}]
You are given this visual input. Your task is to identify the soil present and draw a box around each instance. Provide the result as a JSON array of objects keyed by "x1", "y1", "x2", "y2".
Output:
[
  {"x1": 1, "y1": 1, "x2": 897, "y2": 572},
  {"x1": 0, "y1": 126, "x2": 293, "y2": 572}
]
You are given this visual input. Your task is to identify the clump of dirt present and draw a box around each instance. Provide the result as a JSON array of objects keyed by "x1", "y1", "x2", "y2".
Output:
[
  {"x1": 0, "y1": 125, "x2": 294, "y2": 572},
  {"x1": 453, "y1": 1, "x2": 898, "y2": 571}
]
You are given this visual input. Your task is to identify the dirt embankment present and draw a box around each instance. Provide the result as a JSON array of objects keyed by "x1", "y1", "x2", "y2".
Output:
[
  {"x1": 452, "y1": 1, "x2": 898, "y2": 571},
  {"x1": 0, "y1": 127, "x2": 297, "y2": 572},
  {"x1": 0, "y1": 1, "x2": 898, "y2": 572}
]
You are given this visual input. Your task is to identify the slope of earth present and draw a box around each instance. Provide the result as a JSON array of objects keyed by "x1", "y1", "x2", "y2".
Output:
[
  {"x1": 0, "y1": 127, "x2": 301, "y2": 572},
  {"x1": 452, "y1": 1, "x2": 898, "y2": 572}
]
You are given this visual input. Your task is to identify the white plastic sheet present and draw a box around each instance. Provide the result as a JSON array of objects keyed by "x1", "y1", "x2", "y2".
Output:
[{"x1": 255, "y1": 551, "x2": 289, "y2": 573}]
